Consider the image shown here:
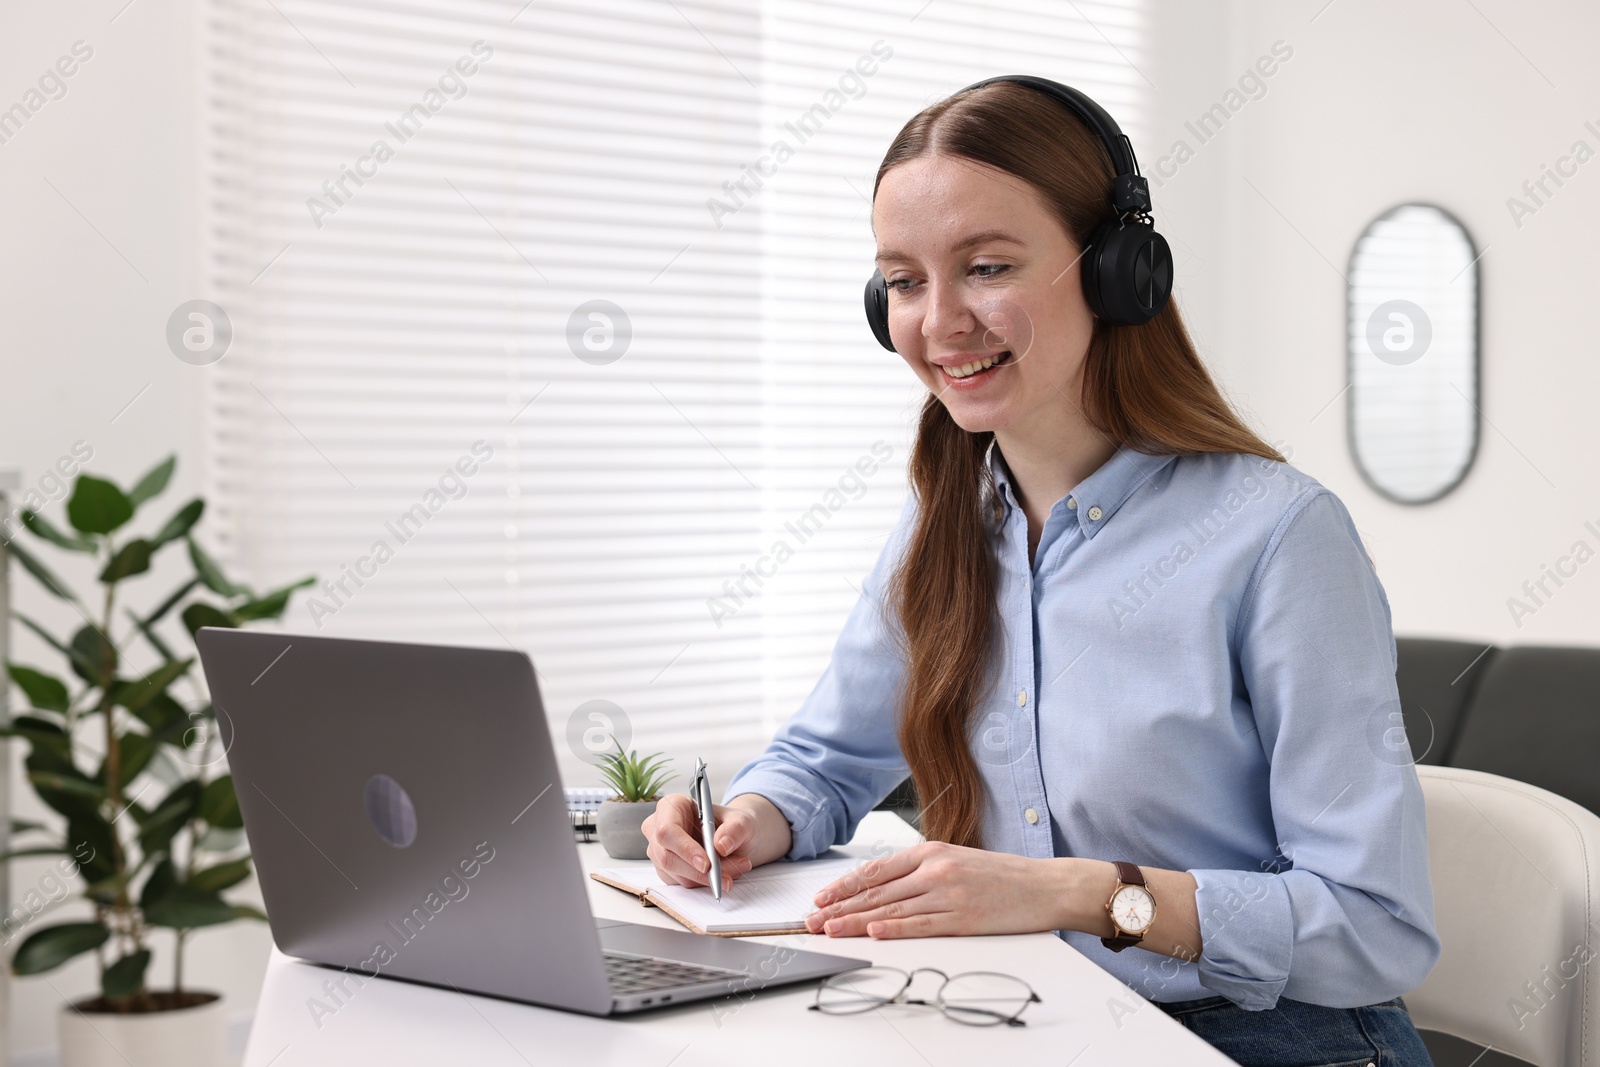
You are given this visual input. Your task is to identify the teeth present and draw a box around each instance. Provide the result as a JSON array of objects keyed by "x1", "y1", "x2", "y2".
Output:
[{"x1": 944, "y1": 352, "x2": 1004, "y2": 379}]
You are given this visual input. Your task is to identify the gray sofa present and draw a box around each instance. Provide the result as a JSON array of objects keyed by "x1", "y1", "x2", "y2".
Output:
[{"x1": 1393, "y1": 638, "x2": 1600, "y2": 814}]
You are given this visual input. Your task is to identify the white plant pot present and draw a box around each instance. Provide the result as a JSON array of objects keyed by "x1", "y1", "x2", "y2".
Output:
[{"x1": 59, "y1": 992, "x2": 227, "y2": 1067}]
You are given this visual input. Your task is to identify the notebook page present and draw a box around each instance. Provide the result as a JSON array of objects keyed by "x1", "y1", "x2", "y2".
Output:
[{"x1": 593, "y1": 855, "x2": 864, "y2": 933}]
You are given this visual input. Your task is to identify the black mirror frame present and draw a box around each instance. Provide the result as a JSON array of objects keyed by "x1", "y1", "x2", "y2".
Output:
[{"x1": 1345, "y1": 201, "x2": 1482, "y2": 506}]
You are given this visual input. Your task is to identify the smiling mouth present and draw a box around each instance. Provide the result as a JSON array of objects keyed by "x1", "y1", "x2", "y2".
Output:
[{"x1": 938, "y1": 350, "x2": 1012, "y2": 380}]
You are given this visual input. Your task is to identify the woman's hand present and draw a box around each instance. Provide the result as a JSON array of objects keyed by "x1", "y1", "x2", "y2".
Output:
[
  {"x1": 641, "y1": 793, "x2": 756, "y2": 893},
  {"x1": 805, "y1": 841, "x2": 1076, "y2": 939}
]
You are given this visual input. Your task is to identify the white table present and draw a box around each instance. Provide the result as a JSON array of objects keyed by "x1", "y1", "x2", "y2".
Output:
[{"x1": 241, "y1": 812, "x2": 1231, "y2": 1066}]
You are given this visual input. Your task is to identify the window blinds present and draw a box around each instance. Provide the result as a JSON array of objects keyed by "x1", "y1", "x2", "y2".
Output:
[{"x1": 202, "y1": 0, "x2": 1148, "y2": 781}]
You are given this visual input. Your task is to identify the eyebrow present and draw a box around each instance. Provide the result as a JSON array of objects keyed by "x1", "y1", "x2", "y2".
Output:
[{"x1": 875, "y1": 228, "x2": 1026, "y2": 264}]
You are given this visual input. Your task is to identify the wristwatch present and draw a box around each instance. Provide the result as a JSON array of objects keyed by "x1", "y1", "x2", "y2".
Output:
[{"x1": 1101, "y1": 861, "x2": 1156, "y2": 952}]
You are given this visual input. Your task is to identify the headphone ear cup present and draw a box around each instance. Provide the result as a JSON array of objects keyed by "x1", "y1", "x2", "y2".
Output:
[
  {"x1": 863, "y1": 269, "x2": 896, "y2": 352},
  {"x1": 1081, "y1": 219, "x2": 1173, "y2": 326}
]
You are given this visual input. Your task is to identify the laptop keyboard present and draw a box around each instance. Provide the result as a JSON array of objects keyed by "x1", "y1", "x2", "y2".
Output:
[{"x1": 604, "y1": 951, "x2": 746, "y2": 995}]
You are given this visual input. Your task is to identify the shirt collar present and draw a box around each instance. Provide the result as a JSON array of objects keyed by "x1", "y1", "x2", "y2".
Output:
[{"x1": 985, "y1": 438, "x2": 1175, "y2": 539}]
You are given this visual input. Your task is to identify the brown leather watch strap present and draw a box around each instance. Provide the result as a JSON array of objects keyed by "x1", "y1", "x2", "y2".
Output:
[{"x1": 1101, "y1": 860, "x2": 1151, "y2": 953}]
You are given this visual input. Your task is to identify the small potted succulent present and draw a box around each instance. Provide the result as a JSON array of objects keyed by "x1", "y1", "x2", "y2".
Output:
[
  {"x1": 1, "y1": 456, "x2": 312, "y2": 1067},
  {"x1": 594, "y1": 739, "x2": 675, "y2": 860}
]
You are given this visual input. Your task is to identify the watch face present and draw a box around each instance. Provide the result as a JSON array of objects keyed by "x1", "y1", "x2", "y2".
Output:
[{"x1": 1110, "y1": 885, "x2": 1155, "y2": 933}]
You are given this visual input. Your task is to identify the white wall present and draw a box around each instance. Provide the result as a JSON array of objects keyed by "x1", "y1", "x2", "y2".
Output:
[
  {"x1": 1149, "y1": 0, "x2": 1600, "y2": 649},
  {"x1": 1, "y1": 0, "x2": 271, "y2": 1059}
]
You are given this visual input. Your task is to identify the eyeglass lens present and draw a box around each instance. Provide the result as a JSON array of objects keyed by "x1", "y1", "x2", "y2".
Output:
[
  {"x1": 814, "y1": 967, "x2": 909, "y2": 1014},
  {"x1": 938, "y1": 971, "x2": 1038, "y2": 1026}
]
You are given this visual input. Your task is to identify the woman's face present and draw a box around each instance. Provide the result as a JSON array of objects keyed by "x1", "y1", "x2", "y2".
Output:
[{"x1": 872, "y1": 154, "x2": 1097, "y2": 435}]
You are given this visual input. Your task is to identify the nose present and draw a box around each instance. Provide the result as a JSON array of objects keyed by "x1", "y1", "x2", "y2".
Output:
[{"x1": 919, "y1": 267, "x2": 978, "y2": 348}]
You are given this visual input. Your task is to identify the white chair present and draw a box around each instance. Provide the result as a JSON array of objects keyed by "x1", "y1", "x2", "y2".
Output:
[{"x1": 1407, "y1": 765, "x2": 1600, "y2": 1067}]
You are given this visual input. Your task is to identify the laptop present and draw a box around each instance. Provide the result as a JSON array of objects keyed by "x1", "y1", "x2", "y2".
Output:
[{"x1": 194, "y1": 629, "x2": 870, "y2": 1016}]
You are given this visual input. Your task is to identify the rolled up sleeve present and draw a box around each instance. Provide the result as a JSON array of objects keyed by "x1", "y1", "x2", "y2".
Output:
[
  {"x1": 723, "y1": 496, "x2": 915, "y2": 860},
  {"x1": 1187, "y1": 489, "x2": 1442, "y2": 1011}
]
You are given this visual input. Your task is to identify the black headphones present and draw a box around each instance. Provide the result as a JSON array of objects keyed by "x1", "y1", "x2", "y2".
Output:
[{"x1": 863, "y1": 74, "x2": 1173, "y2": 351}]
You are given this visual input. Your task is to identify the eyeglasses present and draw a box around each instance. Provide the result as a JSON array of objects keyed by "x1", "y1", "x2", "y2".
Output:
[{"x1": 810, "y1": 966, "x2": 1042, "y2": 1027}]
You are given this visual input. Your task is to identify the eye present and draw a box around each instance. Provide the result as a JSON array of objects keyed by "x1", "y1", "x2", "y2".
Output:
[
  {"x1": 885, "y1": 275, "x2": 918, "y2": 293},
  {"x1": 971, "y1": 263, "x2": 1010, "y2": 279}
]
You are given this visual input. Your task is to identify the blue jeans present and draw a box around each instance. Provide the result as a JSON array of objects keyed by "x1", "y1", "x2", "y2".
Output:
[{"x1": 1156, "y1": 993, "x2": 1435, "y2": 1066}]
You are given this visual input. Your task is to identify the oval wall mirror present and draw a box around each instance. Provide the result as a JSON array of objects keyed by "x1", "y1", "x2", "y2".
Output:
[{"x1": 1347, "y1": 203, "x2": 1480, "y2": 504}]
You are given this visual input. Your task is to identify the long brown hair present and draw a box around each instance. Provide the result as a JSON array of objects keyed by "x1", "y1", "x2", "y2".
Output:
[{"x1": 880, "y1": 81, "x2": 1284, "y2": 849}]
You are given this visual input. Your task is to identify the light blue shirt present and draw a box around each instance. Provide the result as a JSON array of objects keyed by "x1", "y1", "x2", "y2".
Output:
[{"x1": 725, "y1": 442, "x2": 1441, "y2": 1011}]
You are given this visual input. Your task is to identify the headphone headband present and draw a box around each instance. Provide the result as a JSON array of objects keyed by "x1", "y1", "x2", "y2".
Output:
[{"x1": 957, "y1": 75, "x2": 1152, "y2": 217}]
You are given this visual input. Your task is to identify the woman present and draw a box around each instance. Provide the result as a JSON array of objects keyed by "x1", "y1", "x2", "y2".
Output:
[{"x1": 642, "y1": 77, "x2": 1441, "y2": 1066}]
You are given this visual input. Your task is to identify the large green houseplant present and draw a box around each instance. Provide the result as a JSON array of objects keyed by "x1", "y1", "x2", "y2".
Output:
[{"x1": 1, "y1": 455, "x2": 311, "y2": 1018}]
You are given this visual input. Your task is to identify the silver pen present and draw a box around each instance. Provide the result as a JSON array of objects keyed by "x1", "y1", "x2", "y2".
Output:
[{"x1": 691, "y1": 757, "x2": 723, "y2": 899}]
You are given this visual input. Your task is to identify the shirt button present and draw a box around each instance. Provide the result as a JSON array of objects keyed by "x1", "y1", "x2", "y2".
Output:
[
  {"x1": 1016, "y1": 689, "x2": 1027, "y2": 707},
  {"x1": 1087, "y1": 505, "x2": 1103, "y2": 521},
  {"x1": 1024, "y1": 808, "x2": 1039, "y2": 825},
  {"x1": 1066, "y1": 497, "x2": 1078, "y2": 510}
]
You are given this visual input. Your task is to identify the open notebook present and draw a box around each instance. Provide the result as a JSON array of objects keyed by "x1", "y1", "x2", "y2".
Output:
[
  {"x1": 590, "y1": 808, "x2": 921, "y2": 937},
  {"x1": 591, "y1": 854, "x2": 870, "y2": 936}
]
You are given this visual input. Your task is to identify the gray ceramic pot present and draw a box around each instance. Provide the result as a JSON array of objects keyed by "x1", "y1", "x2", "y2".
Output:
[{"x1": 597, "y1": 798, "x2": 658, "y2": 860}]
